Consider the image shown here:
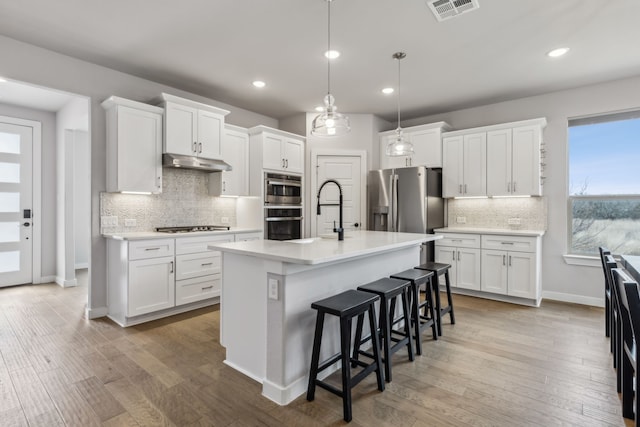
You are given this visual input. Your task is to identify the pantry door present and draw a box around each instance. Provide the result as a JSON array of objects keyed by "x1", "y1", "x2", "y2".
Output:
[
  {"x1": 311, "y1": 151, "x2": 366, "y2": 237},
  {"x1": 0, "y1": 120, "x2": 34, "y2": 287}
]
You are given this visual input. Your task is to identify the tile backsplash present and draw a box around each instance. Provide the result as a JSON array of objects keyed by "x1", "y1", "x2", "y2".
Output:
[
  {"x1": 100, "y1": 169, "x2": 237, "y2": 233},
  {"x1": 447, "y1": 197, "x2": 547, "y2": 230}
]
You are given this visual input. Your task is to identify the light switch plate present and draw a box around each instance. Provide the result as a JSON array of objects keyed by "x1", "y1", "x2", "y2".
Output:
[
  {"x1": 268, "y1": 278, "x2": 279, "y2": 300},
  {"x1": 456, "y1": 216, "x2": 466, "y2": 224},
  {"x1": 220, "y1": 217, "x2": 229, "y2": 224},
  {"x1": 507, "y1": 217, "x2": 521, "y2": 225},
  {"x1": 124, "y1": 219, "x2": 137, "y2": 227}
]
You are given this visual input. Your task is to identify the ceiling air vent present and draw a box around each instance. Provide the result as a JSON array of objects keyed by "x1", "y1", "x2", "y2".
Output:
[{"x1": 426, "y1": 0, "x2": 479, "y2": 22}]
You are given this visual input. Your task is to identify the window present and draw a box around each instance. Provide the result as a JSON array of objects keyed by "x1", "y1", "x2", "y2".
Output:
[{"x1": 568, "y1": 111, "x2": 640, "y2": 256}]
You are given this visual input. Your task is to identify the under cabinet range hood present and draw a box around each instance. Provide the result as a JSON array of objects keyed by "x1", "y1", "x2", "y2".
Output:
[{"x1": 162, "y1": 153, "x2": 232, "y2": 172}]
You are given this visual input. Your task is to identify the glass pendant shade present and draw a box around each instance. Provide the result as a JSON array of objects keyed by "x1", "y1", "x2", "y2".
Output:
[
  {"x1": 311, "y1": 0, "x2": 350, "y2": 137},
  {"x1": 312, "y1": 94, "x2": 350, "y2": 136},
  {"x1": 386, "y1": 128, "x2": 414, "y2": 156},
  {"x1": 386, "y1": 51, "x2": 414, "y2": 156}
]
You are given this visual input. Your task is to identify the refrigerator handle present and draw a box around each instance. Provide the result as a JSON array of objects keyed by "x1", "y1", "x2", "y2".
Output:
[{"x1": 393, "y1": 174, "x2": 399, "y2": 232}]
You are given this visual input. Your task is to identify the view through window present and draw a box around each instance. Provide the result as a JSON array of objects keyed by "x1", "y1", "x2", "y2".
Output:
[{"x1": 568, "y1": 111, "x2": 640, "y2": 256}]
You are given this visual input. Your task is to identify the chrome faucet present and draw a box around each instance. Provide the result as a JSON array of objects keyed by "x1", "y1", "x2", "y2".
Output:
[{"x1": 316, "y1": 179, "x2": 344, "y2": 241}]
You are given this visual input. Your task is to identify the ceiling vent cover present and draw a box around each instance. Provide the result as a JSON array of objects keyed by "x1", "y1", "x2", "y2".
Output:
[{"x1": 426, "y1": 0, "x2": 479, "y2": 22}]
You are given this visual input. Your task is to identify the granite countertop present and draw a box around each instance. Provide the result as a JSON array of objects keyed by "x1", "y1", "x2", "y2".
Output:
[
  {"x1": 208, "y1": 230, "x2": 442, "y2": 265},
  {"x1": 103, "y1": 228, "x2": 262, "y2": 241},
  {"x1": 434, "y1": 227, "x2": 545, "y2": 237}
]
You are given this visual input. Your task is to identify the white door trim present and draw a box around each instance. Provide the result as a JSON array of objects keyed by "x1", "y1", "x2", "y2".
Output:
[
  {"x1": 0, "y1": 115, "x2": 41, "y2": 284},
  {"x1": 310, "y1": 149, "x2": 367, "y2": 237}
]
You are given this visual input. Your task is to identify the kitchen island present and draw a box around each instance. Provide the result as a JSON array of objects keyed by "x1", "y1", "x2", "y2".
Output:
[{"x1": 208, "y1": 230, "x2": 441, "y2": 405}]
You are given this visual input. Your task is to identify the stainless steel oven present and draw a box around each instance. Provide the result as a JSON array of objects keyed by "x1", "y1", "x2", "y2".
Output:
[
  {"x1": 264, "y1": 173, "x2": 302, "y2": 205},
  {"x1": 264, "y1": 207, "x2": 303, "y2": 241}
]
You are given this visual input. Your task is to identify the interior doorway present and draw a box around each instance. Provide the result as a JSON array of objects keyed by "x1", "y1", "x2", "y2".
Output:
[{"x1": 310, "y1": 150, "x2": 367, "y2": 238}]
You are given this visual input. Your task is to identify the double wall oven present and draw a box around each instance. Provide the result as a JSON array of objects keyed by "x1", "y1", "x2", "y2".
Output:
[{"x1": 264, "y1": 172, "x2": 303, "y2": 240}]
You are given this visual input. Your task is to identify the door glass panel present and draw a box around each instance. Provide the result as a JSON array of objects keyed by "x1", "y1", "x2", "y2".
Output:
[
  {"x1": 0, "y1": 192, "x2": 20, "y2": 212},
  {"x1": 0, "y1": 222, "x2": 20, "y2": 242},
  {"x1": 0, "y1": 162, "x2": 20, "y2": 183},
  {"x1": 0, "y1": 132, "x2": 20, "y2": 154},
  {"x1": 0, "y1": 251, "x2": 20, "y2": 273}
]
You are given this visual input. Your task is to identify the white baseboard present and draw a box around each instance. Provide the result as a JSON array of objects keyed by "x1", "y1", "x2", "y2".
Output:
[
  {"x1": 55, "y1": 276, "x2": 78, "y2": 287},
  {"x1": 34, "y1": 275, "x2": 56, "y2": 284},
  {"x1": 87, "y1": 306, "x2": 108, "y2": 319},
  {"x1": 542, "y1": 291, "x2": 604, "y2": 308}
]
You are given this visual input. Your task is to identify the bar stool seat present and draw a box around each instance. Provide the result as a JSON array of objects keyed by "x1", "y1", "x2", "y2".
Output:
[
  {"x1": 353, "y1": 278, "x2": 413, "y2": 383},
  {"x1": 415, "y1": 262, "x2": 456, "y2": 336},
  {"x1": 307, "y1": 289, "x2": 384, "y2": 423},
  {"x1": 390, "y1": 269, "x2": 437, "y2": 356}
]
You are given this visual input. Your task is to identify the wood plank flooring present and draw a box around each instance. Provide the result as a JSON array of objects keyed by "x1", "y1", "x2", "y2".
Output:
[{"x1": 0, "y1": 276, "x2": 631, "y2": 426}]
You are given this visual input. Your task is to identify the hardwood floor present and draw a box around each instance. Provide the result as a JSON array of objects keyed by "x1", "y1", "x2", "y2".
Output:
[{"x1": 0, "y1": 279, "x2": 631, "y2": 426}]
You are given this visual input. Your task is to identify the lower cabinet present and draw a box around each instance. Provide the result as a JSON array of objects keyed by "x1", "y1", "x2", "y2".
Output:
[
  {"x1": 435, "y1": 231, "x2": 542, "y2": 306},
  {"x1": 107, "y1": 231, "x2": 260, "y2": 326},
  {"x1": 435, "y1": 233, "x2": 481, "y2": 291}
]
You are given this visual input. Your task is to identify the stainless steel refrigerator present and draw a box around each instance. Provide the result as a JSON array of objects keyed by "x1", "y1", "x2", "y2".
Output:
[{"x1": 367, "y1": 166, "x2": 444, "y2": 263}]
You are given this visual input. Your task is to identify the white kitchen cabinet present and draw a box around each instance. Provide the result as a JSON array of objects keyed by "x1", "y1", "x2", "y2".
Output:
[
  {"x1": 481, "y1": 234, "x2": 539, "y2": 300},
  {"x1": 159, "y1": 93, "x2": 230, "y2": 160},
  {"x1": 128, "y1": 256, "x2": 175, "y2": 316},
  {"x1": 249, "y1": 126, "x2": 305, "y2": 175},
  {"x1": 487, "y1": 123, "x2": 544, "y2": 196},
  {"x1": 442, "y1": 132, "x2": 487, "y2": 197},
  {"x1": 102, "y1": 96, "x2": 163, "y2": 194},
  {"x1": 434, "y1": 233, "x2": 481, "y2": 290},
  {"x1": 379, "y1": 122, "x2": 451, "y2": 169},
  {"x1": 209, "y1": 124, "x2": 249, "y2": 196}
]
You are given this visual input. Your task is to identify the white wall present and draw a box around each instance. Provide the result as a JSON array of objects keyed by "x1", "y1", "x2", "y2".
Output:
[
  {"x1": 402, "y1": 75, "x2": 640, "y2": 306},
  {"x1": 0, "y1": 35, "x2": 278, "y2": 317},
  {"x1": 73, "y1": 130, "x2": 90, "y2": 268},
  {"x1": 0, "y1": 102, "x2": 57, "y2": 280}
]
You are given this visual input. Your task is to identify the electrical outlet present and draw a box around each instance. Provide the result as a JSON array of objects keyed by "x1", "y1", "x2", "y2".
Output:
[
  {"x1": 124, "y1": 219, "x2": 137, "y2": 227},
  {"x1": 456, "y1": 216, "x2": 466, "y2": 224},
  {"x1": 101, "y1": 216, "x2": 118, "y2": 227},
  {"x1": 268, "y1": 278, "x2": 279, "y2": 300},
  {"x1": 220, "y1": 217, "x2": 229, "y2": 224},
  {"x1": 507, "y1": 217, "x2": 521, "y2": 225}
]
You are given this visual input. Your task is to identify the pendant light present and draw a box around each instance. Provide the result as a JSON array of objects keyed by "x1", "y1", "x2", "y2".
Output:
[
  {"x1": 311, "y1": 0, "x2": 350, "y2": 137},
  {"x1": 386, "y1": 52, "x2": 414, "y2": 156}
]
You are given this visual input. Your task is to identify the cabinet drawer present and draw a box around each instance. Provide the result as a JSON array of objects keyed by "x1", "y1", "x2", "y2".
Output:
[
  {"x1": 175, "y1": 234, "x2": 234, "y2": 255},
  {"x1": 435, "y1": 233, "x2": 480, "y2": 249},
  {"x1": 176, "y1": 252, "x2": 221, "y2": 281},
  {"x1": 481, "y1": 235, "x2": 537, "y2": 252},
  {"x1": 235, "y1": 232, "x2": 263, "y2": 242},
  {"x1": 176, "y1": 275, "x2": 220, "y2": 306},
  {"x1": 129, "y1": 239, "x2": 175, "y2": 260}
]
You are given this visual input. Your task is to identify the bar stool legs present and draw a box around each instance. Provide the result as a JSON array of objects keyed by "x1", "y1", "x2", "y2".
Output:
[
  {"x1": 306, "y1": 290, "x2": 384, "y2": 422},
  {"x1": 415, "y1": 262, "x2": 456, "y2": 336}
]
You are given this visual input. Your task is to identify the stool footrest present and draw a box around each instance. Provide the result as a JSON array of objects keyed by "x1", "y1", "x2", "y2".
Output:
[
  {"x1": 315, "y1": 381, "x2": 343, "y2": 398},
  {"x1": 317, "y1": 353, "x2": 342, "y2": 373}
]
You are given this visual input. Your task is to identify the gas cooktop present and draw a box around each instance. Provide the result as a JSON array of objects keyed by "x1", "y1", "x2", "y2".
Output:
[{"x1": 155, "y1": 225, "x2": 231, "y2": 233}]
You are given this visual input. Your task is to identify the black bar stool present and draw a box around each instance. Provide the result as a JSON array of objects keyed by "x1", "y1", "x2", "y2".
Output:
[
  {"x1": 353, "y1": 278, "x2": 413, "y2": 382},
  {"x1": 307, "y1": 289, "x2": 384, "y2": 423},
  {"x1": 390, "y1": 269, "x2": 438, "y2": 355},
  {"x1": 415, "y1": 262, "x2": 455, "y2": 336}
]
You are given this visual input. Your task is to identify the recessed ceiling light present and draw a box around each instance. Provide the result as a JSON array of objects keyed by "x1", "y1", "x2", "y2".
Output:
[
  {"x1": 382, "y1": 87, "x2": 394, "y2": 95},
  {"x1": 324, "y1": 50, "x2": 340, "y2": 59},
  {"x1": 547, "y1": 47, "x2": 570, "y2": 58},
  {"x1": 252, "y1": 80, "x2": 266, "y2": 88},
  {"x1": 315, "y1": 106, "x2": 325, "y2": 112}
]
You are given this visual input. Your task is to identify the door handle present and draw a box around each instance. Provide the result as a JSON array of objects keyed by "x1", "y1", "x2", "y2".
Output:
[
  {"x1": 285, "y1": 159, "x2": 288, "y2": 168},
  {"x1": 459, "y1": 184, "x2": 462, "y2": 194},
  {"x1": 503, "y1": 255, "x2": 506, "y2": 265},
  {"x1": 23, "y1": 222, "x2": 31, "y2": 227},
  {"x1": 198, "y1": 142, "x2": 202, "y2": 153},
  {"x1": 169, "y1": 261, "x2": 174, "y2": 273},
  {"x1": 508, "y1": 256, "x2": 512, "y2": 266},
  {"x1": 193, "y1": 142, "x2": 197, "y2": 153}
]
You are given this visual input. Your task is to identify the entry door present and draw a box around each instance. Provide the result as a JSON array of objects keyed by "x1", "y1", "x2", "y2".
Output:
[
  {"x1": 315, "y1": 155, "x2": 363, "y2": 236},
  {"x1": 0, "y1": 121, "x2": 33, "y2": 287}
]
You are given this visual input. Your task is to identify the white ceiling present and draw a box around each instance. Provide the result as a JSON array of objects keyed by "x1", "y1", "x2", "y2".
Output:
[{"x1": 0, "y1": 0, "x2": 639, "y2": 121}]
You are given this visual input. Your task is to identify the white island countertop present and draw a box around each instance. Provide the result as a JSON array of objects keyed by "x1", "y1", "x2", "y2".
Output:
[{"x1": 209, "y1": 230, "x2": 441, "y2": 265}]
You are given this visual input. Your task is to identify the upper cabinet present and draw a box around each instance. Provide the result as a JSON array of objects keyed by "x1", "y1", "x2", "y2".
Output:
[
  {"x1": 102, "y1": 96, "x2": 163, "y2": 194},
  {"x1": 442, "y1": 118, "x2": 546, "y2": 198},
  {"x1": 157, "y1": 93, "x2": 230, "y2": 160},
  {"x1": 487, "y1": 124, "x2": 544, "y2": 196},
  {"x1": 442, "y1": 132, "x2": 487, "y2": 197},
  {"x1": 209, "y1": 124, "x2": 249, "y2": 196},
  {"x1": 249, "y1": 126, "x2": 305, "y2": 174},
  {"x1": 379, "y1": 122, "x2": 451, "y2": 169}
]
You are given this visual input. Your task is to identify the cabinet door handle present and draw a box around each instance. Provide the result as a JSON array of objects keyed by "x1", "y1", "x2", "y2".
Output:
[
  {"x1": 198, "y1": 142, "x2": 202, "y2": 153},
  {"x1": 222, "y1": 181, "x2": 226, "y2": 192},
  {"x1": 157, "y1": 176, "x2": 162, "y2": 189},
  {"x1": 459, "y1": 184, "x2": 463, "y2": 194},
  {"x1": 282, "y1": 158, "x2": 285, "y2": 168},
  {"x1": 201, "y1": 262, "x2": 213, "y2": 266},
  {"x1": 464, "y1": 184, "x2": 468, "y2": 194},
  {"x1": 452, "y1": 250, "x2": 456, "y2": 260},
  {"x1": 145, "y1": 247, "x2": 161, "y2": 251},
  {"x1": 169, "y1": 261, "x2": 174, "y2": 273},
  {"x1": 285, "y1": 159, "x2": 288, "y2": 168},
  {"x1": 507, "y1": 182, "x2": 511, "y2": 192},
  {"x1": 513, "y1": 182, "x2": 516, "y2": 192},
  {"x1": 508, "y1": 256, "x2": 512, "y2": 266},
  {"x1": 457, "y1": 251, "x2": 460, "y2": 261},
  {"x1": 202, "y1": 285, "x2": 214, "y2": 290},
  {"x1": 193, "y1": 141, "x2": 197, "y2": 153},
  {"x1": 501, "y1": 242, "x2": 514, "y2": 245},
  {"x1": 503, "y1": 255, "x2": 506, "y2": 266}
]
